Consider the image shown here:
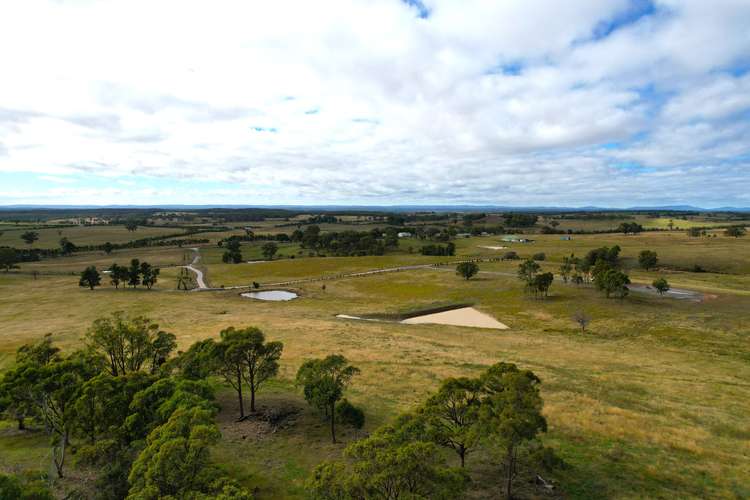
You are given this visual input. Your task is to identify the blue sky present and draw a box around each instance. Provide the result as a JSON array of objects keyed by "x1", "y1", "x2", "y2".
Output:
[{"x1": 0, "y1": 0, "x2": 749, "y2": 207}]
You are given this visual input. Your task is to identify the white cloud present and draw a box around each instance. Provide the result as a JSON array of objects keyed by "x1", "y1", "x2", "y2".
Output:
[{"x1": 0, "y1": 0, "x2": 748, "y2": 206}]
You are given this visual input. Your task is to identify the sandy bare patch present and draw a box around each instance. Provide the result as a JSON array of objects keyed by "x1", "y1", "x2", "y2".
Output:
[
  {"x1": 478, "y1": 245, "x2": 508, "y2": 250},
  {"x1": 401, "y1": 307, "x2": 508, "y2": 330}
]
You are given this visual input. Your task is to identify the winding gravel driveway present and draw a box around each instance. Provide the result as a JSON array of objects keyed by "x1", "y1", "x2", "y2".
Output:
[{"x1": 184, "y1": 248, "x2": 208, "y2": 289}]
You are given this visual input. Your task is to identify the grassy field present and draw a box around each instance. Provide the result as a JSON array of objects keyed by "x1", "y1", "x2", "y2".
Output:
[
  {"x1": 0, "y1": 225, "x2": 187, "y2": 249},
  {"x1": 19, "y1": 246, "x2": 190, "y2": 275},
  {"x1": 1, "y1": 229, "x2": 750, "y2": 498},
  {"x1": 541, "y1": 215, "x2": 750, "y2": 233}
]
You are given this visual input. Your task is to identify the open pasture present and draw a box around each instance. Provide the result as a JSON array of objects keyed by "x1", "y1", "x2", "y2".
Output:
[
  {"x1": 541, "y1": 214, "x2": 750, "y2": 233},
  {"x1": 0, "y1": 224, "x2": 187, "y2": 249},
  {"x1": 1, "y1": 228, "x2": 749, "y2": 498}
]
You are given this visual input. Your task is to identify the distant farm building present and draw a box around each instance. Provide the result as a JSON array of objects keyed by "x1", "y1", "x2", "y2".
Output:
[
  {"x1": 502, "y1": 235, "x2": 532, "y2": 243},
  {"x1": 77, "y1": 217, "x2": 110, "y2": 225}
]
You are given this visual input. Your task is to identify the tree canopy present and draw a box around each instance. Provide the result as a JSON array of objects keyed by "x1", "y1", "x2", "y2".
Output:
[
  {"x1": 456, "y1": 261, "x2": 479, "y2": 280},
  {"x1": 638, "y1": 250, "x2": 658, "y2": 270},
  {"x1": 296, "y1": 354, "x2": 359, "y2": 443},
  {"x1": 79, "y1": 265, "x2": 102, "y2": 290}
]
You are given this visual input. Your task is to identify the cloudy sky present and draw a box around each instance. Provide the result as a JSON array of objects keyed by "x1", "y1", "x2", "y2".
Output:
[{"x1": 1, "y1": 0, "x2": 749, "y2": 207}]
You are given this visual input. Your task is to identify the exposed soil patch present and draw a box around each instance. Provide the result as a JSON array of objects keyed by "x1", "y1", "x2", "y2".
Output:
[
  {"x1": 338, "y1": 305, "x2": 508, "y2": 330},
  {"x1": 402, "y1": 306, "x2": 509, "y2": 330},
  {"x1": 217, "y1": 394, "x2": 303, "y2": 443}
]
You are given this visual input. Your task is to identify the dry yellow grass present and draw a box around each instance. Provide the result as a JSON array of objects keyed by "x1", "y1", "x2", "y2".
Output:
[{"x1": 1, "y1": 232, "x2": 749, "y2": 498}]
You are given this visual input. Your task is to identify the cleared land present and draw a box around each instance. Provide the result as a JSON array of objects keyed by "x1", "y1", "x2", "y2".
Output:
[
  {"x1": 1, "y1": 223, "x2": 749, "y2": 499},
  {"x1": 0, "y1": 225, "x2": 187, "y2": 249}
]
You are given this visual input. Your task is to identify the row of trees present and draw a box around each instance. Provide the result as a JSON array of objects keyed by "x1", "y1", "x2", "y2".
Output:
[
  {"x1": 9, "y1": 229, "x2": 208, "y2": 257},
  {"x1": 517, "y1": 259, "x2": 554, "y2": 298},
  {"x1": 176, "y1": 335, "x2": 364, "y2": 445},
  {"x1": 309, "y1": 362, "x2": 555, "y2": 500},
  {"x1": 0, "y1": 316, "x2": 253, "y2": 498},
  {"x1": 0, "y1": 313, "x2": 558, "y2": 499},
  {"x1": 296, "y1": 226, "x2": 397, "y2": 256},
  {"x1": 420, "y1": 242, "x2": 456, "y2": 256},
  {"x1": 175, "y1": 326, "x2": 283, "y2": 418},
  {"x1": 725, "y1": 226, "x2": 747, "y2": 237},
  {"x1": 617, "y1": 222, "x2": 644, "y2": 234},
  {"x1": 79, "y1": 259, "x2": 160, "y2": 290}
]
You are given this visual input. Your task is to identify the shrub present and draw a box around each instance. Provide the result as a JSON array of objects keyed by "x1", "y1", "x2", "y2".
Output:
[{"x1": 502, "y1": 251, "x2": 519, "y2": 260}]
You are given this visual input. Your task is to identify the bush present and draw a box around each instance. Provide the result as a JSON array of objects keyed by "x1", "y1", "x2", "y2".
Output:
[
  {"x1": 532, "y1": 252, "x2": 546, "y2": 261},
  {"x1": 638, "y1": 250, "x2": 658, "y2": 270},
  {"x1": 335, "y1": 399, "x2": 365, "y2": 431},
  {"x1": 502, "y1": 251, "x2": 519, "y2": 260},
  {"x1": 0, "y1": 473, "x2": 53, "y2": 500},
  {"x1": 456, "y1": 262, "x2": 479, "y2": 280},
  {"x1": 652, "y1": 277, "x2": 670, "y2": 295}
]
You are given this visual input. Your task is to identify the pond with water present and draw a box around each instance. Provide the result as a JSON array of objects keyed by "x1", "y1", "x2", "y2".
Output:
[{"x1": 241, "y1": 290, "x2": 298, "y2": 301}]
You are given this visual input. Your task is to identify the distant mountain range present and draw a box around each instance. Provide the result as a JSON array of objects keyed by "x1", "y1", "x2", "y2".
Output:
[{"x1": 1, "y1": 204, "x2": 749, "y2": 212}]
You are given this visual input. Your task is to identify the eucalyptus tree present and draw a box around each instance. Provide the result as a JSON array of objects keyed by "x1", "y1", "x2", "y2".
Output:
[
  {"x1": 421, "y1": 377, "x2": 483, "y2": 467},
  {"x1": 455, "y1": 261, "x2": 479, "y2": 280},
  {"x1": 86, "y1": 312, "x2": 176, "y2": 376},
  {"x1": 79, "y1": 266, "x2": 101, "y2": 290},
  {"x1": 479, "y1": 362, "x2": 547, "y2": 500},
  {"x1": 653, "y1": 277, "x2": 670, "y2": 295},
  {"x1": 296, "y1": 354, "x2": 360, "y2": 443},
  {"x1": 237, "y1": 327, "x2": 283, "y2": 413},
  {"x1": 21, "y1": 231, "x2": 39, "y2": 246}
]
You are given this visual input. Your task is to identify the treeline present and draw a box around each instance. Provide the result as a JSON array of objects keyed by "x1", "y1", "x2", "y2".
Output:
[
  {"x1": 0, "y1": 237, "x2": 208, "y2": 271},
  {"x1": 0, "y1": 313, "x2": 562, "y2": 499},
  {"x1": 556, "y1": 213, "x2": 635, "y2": 220},
  {"x1": 78, "y1": 259, "x2": 160, "y2": 290},
  {"x1": 420, "y1": 242, "x2": 456, "y2": 256},
  {"x1": 502, "y1": 213, "x2": 539, "y2": 227},
  {"x1": 2, "y1": 229, "x2": 214, "y2": 259},
  {"x1": 308, "y1": 362, "x2": 559, "y2": 499},
  {"x1": 292, "y1": 226, "x2": 396, "y2": 256}
]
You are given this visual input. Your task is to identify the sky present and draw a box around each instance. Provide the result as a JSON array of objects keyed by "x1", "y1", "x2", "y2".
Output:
[{"x1": 0, "y1": 0, "x2": 749, "y2": 208}]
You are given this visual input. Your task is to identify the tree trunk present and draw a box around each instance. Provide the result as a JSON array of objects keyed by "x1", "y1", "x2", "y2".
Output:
[
  {"x1": 459, "y1": 446, "x2": 465, "y2": 467},
  {"x1": 250, "y1": 384, "x2": 256, "y2": 413},
  {"x1": 330, "y1": 402, "x2": 336, "y2": 443},
  {"x1": 236, "y1": 368, "x2": 245, "y2": 419},
  {"x1": 54, "y1": 430, "x2": 68, "y2": 479},
  {"x1": 505, "y1": 444, "x2": 514, "y2": 500},
  {"x1": 17, "y1": 416, "x2": 25, "y2": 431}
]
